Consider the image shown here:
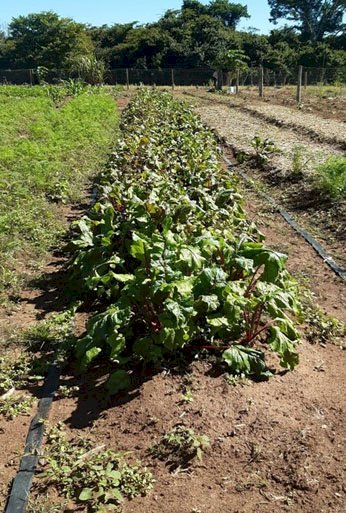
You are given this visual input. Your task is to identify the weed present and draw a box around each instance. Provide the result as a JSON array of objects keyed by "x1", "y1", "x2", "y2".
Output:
[
  {"x1": 23, "y1": 308, "x2": 77, "y2": 356},
  {"x1": 224, "y1": 373, "x2": 251, "y2": 387},
  {"x1": 37, "y1": 423, "x2": 154, "y2": 512},
  {"x1": 316, "y1": 156, "x2": 346, "y2": 200},
  {"x1": 180, "y1": 388, "x2": 194, "y2": 404},
  {"x1": 251, "y1": 135, "x2": 280, "y2": 166},
  {"x1": 27, "y1": 496, "x2": 66, "y2": 513},
  {"x1": 0, "y1": 394, "x2": 35, "y2": 419},
  {"x1": 235, "y1": 471, "x2": 268, "y2": 492},
  {"x1": 0, "y1": 86, "x2": 119, "y2": 303},
  {"x1": 0, "y1": 353, "x2": 42, "y2": 396},
  {"x1": 300, "y1": 288, "x2": 344, "y2": 345},
  {"x1": 57, "y1": 384, "x2": 80, "y2": 398},
  {"x1": 236, "y1": 150, "x2": 249, "y2": 164},
  {"x1": 149, "y1": 425, "x2": 210, "y2": 468},
  {"x1": 247, "y1": 441, "x2": 263, "y2": 464},
  {"x1": 291, "y1": 145, "x2": 312, "y2": 179},
  {"x1": 305, "y1": 307, "x2": 344, "y2": 345}
]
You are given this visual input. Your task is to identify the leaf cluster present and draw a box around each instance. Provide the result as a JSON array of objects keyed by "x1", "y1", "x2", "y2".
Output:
[
  {"x1": 149, "y1": 425, "x2": 210, "y2": 467},
  {"x1": 68, "y1": 90, "x2": 300, "y2": 390},
  {"x1": 39, "y1": 423, "x2": 154, "y2": 512},
  {"x1": 251, "y1": 135, "x2": 281, "y2": 166}
]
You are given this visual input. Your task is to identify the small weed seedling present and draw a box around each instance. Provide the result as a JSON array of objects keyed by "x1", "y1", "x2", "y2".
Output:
[
  {"x1": 181, "y1": 388, "x2": 194, "y2": 404},
  {"x1": 37, "y1": 423, "x2": 153, "y2": 512},
  {"x1": 0, "y1": 394, "x2": 35, "y2": 419},
  {"x1": 57, "y1": 385, "x2": 80, "y2": 398},
  {"x1": 149, "y1": 425, "x2": 210, "y2": 469},
  {"x1": 224, "y1": 373, "x2": 251, "y2": 387},
  {"x1": 291, "y1": 145, "x2": 311, "y2": 179},
  {"x1": 305, "y1": 307, "x2": 344, "y2": 345},
  {"x1": 251, "y1": 135, "x2": 280, "y2": 167}
]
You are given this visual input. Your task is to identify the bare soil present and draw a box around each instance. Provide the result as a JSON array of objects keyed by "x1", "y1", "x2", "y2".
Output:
[
  {"x1": 224, "y1": 85, "x2": 346, "y2": 122},
  {"x1": 185, "y1": 90, "x2": 346, "y2": 150}
]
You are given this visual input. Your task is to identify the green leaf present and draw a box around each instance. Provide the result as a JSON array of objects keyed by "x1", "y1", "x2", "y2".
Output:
[
  {"x1": 207, "y1": 315, "x2": 229, "y2": 327},
  {"x1": 198, "y1": 295, "x2": 220, "y2": 312},
  {"x1": 80, "y1": 346, "x2": 102, "y2": 370},
  {"x1": 222, "y1": 345, "x2": 270, "y2": 378},
  {"x1": 268, "y1": 326, "x2": 299, "y2": 370},
  {"x1": 130, "y1": 235, "x2": 147, "y2": 261},
  {"x1": 110, "y1": 273, "x2": 135, "y2": 283},
  {"x1": 107, "y1": 333, "x2": 126, "y2": 361},
  {"x1": 79, "y1": 488, "x2": 93, "y2": 501},
  {"x1": 107, "y1": 370, "x2": 131, "y2": 395}
]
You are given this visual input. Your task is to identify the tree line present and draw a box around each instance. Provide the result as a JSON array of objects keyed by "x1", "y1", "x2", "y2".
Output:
[{"x1": 0, "y1": 0, "x2": 345, "y2": 76}]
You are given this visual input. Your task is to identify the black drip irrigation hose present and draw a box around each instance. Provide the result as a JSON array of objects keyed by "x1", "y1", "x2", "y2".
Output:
[
  {"x1": 5, "y1": 364, "x2": 61, "y2": 513},
  {"x1": 222, "y1": 154, "x2": 346, "y2": 283}
]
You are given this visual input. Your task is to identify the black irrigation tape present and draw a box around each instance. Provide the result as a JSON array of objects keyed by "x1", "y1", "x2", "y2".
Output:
[
  {"x1": 223, "y1": 154, "x2": 346, "y2": 283},
  {"x1": 5, "y1": 364, "x2": 61, "y2": 513}
]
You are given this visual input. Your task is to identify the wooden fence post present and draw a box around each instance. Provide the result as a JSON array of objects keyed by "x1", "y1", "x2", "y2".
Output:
[
  {"x1": 126, "y1": 68, "x2": 130, "y2": 90},
  {"x1": 296, "y1": 65, "x2": 303, "y2": 103},
  {"x1": 29, "y1": 69, "x2": 33, "y2": 86},
  {"x1": 236, "y1": 69, "x2": 240, "y2": 94},
  {"x1": 171, "y1": 68, "x2": 175, "y2": 90},
  {"x1": 259, "y1": 65, "x2": 264, "y2": 98}
]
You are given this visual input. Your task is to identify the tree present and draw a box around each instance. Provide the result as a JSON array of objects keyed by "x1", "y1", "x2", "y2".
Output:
[
  {"x1": 268, "y1": 0, "x2": 346, "y2": 41},
  {"x1": 7, "y1": 11, "x2": 93, "y2": 68},
  {"x1": 208, "y1": 0, "x2": 249, "y2": 28},
  {"x1": 89, "y1": 23, "x2": 136, "y2": 66}
]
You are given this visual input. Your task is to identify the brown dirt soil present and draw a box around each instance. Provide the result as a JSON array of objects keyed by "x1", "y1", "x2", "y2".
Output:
[
  {"x1": 0, "y1": 203, "x2": 85, "y2": 510},
  {"x1": 33, "y1": 158, "x2": 346, "y2": 513},
  {"x1": 224, "y1": 85, "x2": 346, "y2": 122},
  {"x1": 183, "y1": 90, "x2": 346, "y2": 150}
]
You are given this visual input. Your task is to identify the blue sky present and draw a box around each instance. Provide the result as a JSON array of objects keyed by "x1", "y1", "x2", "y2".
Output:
[{"x1": 0, "y1": 1, "x2": 277, "y2": 34}]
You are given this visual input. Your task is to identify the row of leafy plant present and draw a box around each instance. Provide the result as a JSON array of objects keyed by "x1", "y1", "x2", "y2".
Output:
[{"x1": 68, "y1": 90, "x2": 300, "y2": 392}]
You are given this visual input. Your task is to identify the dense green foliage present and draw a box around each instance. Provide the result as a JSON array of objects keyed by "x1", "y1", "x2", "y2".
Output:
[
  {"x1": 0, "y1": 1, "x2": 345, "y2": 74},
  {"x1": 0, "y1": 86, "x2": 119, "y2": 302},
  {"x1": 40, "y1": 423, "x2": 153, "y2": 512},
  {"x1": 317, "y1": 156, "x2": 346, "y2": 199},
  {"x1": 1, "y1": 12, "x2": 93, "y2": 69},
  {"x1": 268, "y1": 0, "x2": 345, "y2": 42},
  {"x1": 68, "y1": 91, "x2": 300, "y2": 390}
]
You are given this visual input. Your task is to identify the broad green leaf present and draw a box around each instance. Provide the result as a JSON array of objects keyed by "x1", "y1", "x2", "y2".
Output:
[
  {"x1": 222, "y1": 345, "x2": 270, "y2": 378},
  {"x1": 268, "y1": 326, "x2": 299, "y2": 370},
  {"x1": 106, "y1": 370, "x2": 131, "y2": 395},
  {"x1": 79, "y1": 488, "x2": 93, "y2": 501},
  {"x1": 81, "y1": 346, "x2": 102, "y2": 370}
]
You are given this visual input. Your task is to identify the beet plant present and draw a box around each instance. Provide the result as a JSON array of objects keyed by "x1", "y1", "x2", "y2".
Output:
[{"x1": 68, "y1": 90, "x2": 300, "y2": 392}]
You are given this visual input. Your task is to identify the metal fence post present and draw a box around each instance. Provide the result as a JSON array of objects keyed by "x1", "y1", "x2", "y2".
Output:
[
  {"x1": 236, "y1": 70, "x2": 240, "y2": 94},
  {"x1": 296, "y1": 65, "x2": 303, "y2": 103},
  {"x1": 171, "y1": 68, "x2": 175, "y2": 90},
  {"x1": 29, "y1": 69, "x2": 33, "y2": 86},
  {"x1": 126, "y1": 68, "x2": 130, "y2": 90},
  {"x1": 304, "y1": 71, "x2": 308, "y2": 90},
  {"x1": 259, "y1": 65, "x2": 264, "y2": 97}
]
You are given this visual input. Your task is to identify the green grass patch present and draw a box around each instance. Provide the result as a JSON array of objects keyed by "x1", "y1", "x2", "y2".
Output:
[
  {"x1": 316, "y1": 156, "x2": 346, "y2": 199},
  {"x1": 0, "y1": 86, "x2": 119, "y2": 302}
]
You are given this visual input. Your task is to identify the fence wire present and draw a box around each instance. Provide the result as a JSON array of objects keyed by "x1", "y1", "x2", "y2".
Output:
[{"x1": 0, "y1": 66, "x2": 345, "y2": 91}]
